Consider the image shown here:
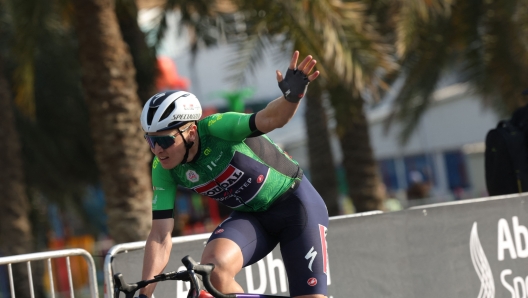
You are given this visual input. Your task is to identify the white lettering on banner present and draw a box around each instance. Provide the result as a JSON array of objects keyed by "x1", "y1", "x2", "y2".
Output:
[
  {"x1": 266, "y1": 253, "x2": 287, "y2": 294},
  {"x1": 498, "y1": 217, "x2": 528, "y2": 261},
  {"x1": 471, "y1": 217, "x2": 528, "y2": 298},
  {"x1": 245, "y1": 260, "x2": 267, "y2": 294},
  {"x1": 244, "y1": 252, "x2": 287, "y2": 294},
  {"x1": 513, "y1": 217, "x2": 528, "y2": 258},
  {"x1": 244, "y1": 251, "x2": 332, "y2": 295},
  {"x1": 500, "y1": 270, "x2": 515, "y2": 298},
  {"x1": 498, "y1": 218, "x2": 518, "y2": 260},
  {"x1": 499, "y1": 269, "x2": 528, "y2": 298}
]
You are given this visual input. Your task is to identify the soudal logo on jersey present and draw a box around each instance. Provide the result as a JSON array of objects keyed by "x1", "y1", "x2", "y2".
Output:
[
  {"x1": 191, "y1": 152, "x2": 270, "y2": 208},
  {"x1": 194, "y1": 165, "x2": 244, "y2": 197}
]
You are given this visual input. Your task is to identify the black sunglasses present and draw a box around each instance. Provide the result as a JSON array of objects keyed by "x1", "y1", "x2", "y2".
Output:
[{"x1": 144, "y1": 125, "x2": 191, "y2": 149}]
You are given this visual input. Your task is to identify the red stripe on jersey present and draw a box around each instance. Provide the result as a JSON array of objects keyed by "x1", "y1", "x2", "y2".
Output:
[
  {"x1": 195, "y1": 181, "x2": 216, "y2": 193},
  {"x1": 195, "y1": 166, "x2": 236, "y2": 193}
]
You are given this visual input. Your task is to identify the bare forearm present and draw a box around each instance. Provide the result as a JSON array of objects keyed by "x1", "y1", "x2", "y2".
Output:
[
  {"x1": 140, "y1": 232, "x2": 173, "y2": 297},
  {"x1": 255, "y1": 95, "x2": 300, "y2": 133}
]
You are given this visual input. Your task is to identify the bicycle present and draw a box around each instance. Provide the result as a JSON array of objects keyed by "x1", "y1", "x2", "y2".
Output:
[{"x1": 114, "y1": 255, "x2": 291, "y2": 298}]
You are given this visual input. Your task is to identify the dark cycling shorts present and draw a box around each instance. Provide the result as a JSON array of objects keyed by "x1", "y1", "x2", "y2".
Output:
[{"x1": 207, "y1": 177, "x2": 329, "y2": 297}]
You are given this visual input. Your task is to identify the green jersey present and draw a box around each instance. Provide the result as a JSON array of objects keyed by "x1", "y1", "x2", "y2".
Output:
[{"x1": 151, "y1": 112, "x2": 303, "y2": 218}]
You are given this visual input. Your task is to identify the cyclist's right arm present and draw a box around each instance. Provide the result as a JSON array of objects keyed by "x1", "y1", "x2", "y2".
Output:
[
  {"x1": 140, "y1": 157, "x2": 178, "y2": 297},
  {"x1": 139, "y1": 218, "x2": 174, "y2": 297}
]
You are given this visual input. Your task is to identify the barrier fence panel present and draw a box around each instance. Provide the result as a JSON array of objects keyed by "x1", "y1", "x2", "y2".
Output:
[
  {"x1": 0, "y1": 248, "x2": 98, "y2": 298},
  {"x1": 105, "y1": 194, "x2": 528, "y2": 298},
  {"x1": 105, "y1": 211, "x2": 383, "y2": 298}
]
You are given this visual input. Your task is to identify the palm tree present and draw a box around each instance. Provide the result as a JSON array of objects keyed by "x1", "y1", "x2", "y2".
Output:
[
  {"x1": 156, "y1": 0, "x2": 396, "y2": 213},
  {"x1": 379, "y1": 0, "x2": 528, "y2": 142},
  {"x1": 71, "y1": 0, "x2": 153, "y2": 243},
  {"x1": 115, "y1": 0, "x2": 158, "y2": 103},
  {"x1": 304, "y1": 81, "x2": 340, "y2": 215},
  {"x1": 0, "y1": 56, "x2": 33, "y2": 298},
  {"x1": 3, "y1": 0, "x2": 160, "y2": 245},
  {"x1": 0, "y1": 3, "x2": 41, "y2": 296}
]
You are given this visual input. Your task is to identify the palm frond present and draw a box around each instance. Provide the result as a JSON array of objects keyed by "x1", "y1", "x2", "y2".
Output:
[
  {"x1": 224, "y1": 22, "x2": 271, "y2": 87},
  {"x1": 395, "y1": 0, "x2": 453, "y2": 57},
  {"x1": 478, "y1": 0, "x2": 528, "y2": 112},
  {"x1": 387, "y1": 10, "x2": 453, "y2": 144},
  {"x1": 153, "y1": 0, "x2": 395, "y2": 101}
]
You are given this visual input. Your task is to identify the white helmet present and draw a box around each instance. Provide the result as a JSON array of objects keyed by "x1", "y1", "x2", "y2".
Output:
[{"x1": 141, "y1": 91, "x2": 202, "y2": 133}]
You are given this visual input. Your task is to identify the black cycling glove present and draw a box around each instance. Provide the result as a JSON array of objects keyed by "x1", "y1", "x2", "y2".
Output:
[{"x1": 278, "y1": 68, "x2": 310, "y2": 103}]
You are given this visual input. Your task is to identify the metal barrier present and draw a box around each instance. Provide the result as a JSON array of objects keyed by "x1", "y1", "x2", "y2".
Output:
[
  {"x1": 0, "y1": 248, "x2": 99, "y2": 298},
  {"x1": 104, "y1": 233, "x2": 210, "y2": 298},
  {"x1": 408, "y1": 192, "x2": 524, "y2": 209}
]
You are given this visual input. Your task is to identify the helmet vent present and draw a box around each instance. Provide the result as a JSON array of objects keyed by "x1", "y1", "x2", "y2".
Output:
[
  {"x1": 160, "y1": 102, "x2": 175, "y2": 121},
  {"x1": 146, "y1": 107, "x2": 156, "y2": 125}
]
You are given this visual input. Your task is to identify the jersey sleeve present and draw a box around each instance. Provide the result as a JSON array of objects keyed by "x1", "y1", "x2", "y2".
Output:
[
  {"x1": 201, "y1": 112, "x2": 262, "y2": 141},
  {"x1": 151, "y1": 157, "x2": 178, "y2": 219}
]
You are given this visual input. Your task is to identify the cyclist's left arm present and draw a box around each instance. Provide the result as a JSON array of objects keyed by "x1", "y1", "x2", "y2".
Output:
[{"x1": 254, "y1": 95, "x2": 300, "y2": 134}]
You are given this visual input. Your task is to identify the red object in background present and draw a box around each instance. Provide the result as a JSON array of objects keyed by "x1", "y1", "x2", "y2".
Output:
[
  {"x1": 156, "y1": 56, "x2": 190, "y2": 91},
  {"x1": 201, "y1": 107, "x2": 218, "y2": 118},
  {"x1": 207, "y1": 199, "x2": 221, "y2": 225},
  {"x1": 48, "y1": 238, "x2": 70, "y2": 295}
]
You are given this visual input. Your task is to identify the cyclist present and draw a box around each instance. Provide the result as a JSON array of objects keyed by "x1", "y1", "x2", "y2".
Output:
[{"x1": 139, "y1": 51, "x2": 329, "y2": 298}]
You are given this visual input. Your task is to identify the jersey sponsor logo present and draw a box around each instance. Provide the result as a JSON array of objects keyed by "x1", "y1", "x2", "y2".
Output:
[
  {"x1": 186, "y1": 170, "x2": 200, "y2": 182},
  {"x1": 305, "y1": 247, "x2": 317, "y2": 272},
  {"x1": 307, "y1": 278, "x2": 317, "y2": 286},
  {"x1": 214, "y1": 151, "x2": 223, "y2": 163},
  {"x1": 194, "y1": 165, "x2": 244, "y2": 197},
  {"x1": 152, "y1": 186, "x2": 165, "y2": 190},
  {"x1": 152, "y1": 195, "x2": 158, "y2": 205},
  {"x1": 257, "y1": 175, "x2": 264, "y2": 183},
  {"x1": 153, "y1": 158, "x2": 160, "y2": 169},
  {"x1": 214, "y1": 228, "x2": 224, "y2": 235},
  {"x1": 191, "y1": 152, "x2": 269, "y2": 208},
  {"x1": 204, "y1": 147, "x2": 212, "y2": 156},
  {"x1": 206, "y1": 161, "x2": 217, "y2": 171},
  {"x1": 207, "y1": 114, "x2": 223, "y2": 126}
]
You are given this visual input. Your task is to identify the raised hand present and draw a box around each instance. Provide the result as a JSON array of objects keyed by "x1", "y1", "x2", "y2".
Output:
[{"x1": 277, "y1": 51, "x2": 320, "y2": 103}]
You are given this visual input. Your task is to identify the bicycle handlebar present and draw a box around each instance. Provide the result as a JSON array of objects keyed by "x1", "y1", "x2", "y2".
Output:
[
  {"x1": 181, "y1": 256, "x2": 236, "y2": 298},
  {"x1": 113, "y1": 255, "x2": 236, "y2": 298}
]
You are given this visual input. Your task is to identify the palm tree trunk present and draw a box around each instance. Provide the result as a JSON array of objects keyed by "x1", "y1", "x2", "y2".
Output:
[
  {"x1": 304, "y1": 81, "x2": 340, "y2": 216},
  {"x1": 72, "y1": 0, "x2": 152, "y2": 243},
  {"x1": 329, "y1": 84, "x2": 383, "y2": 212},
  {"x1": 115, "y1": 0, "x2": 158, "y2": 104},
  {"x1": 0, "y1": 58, "x2": 33, "y2": 298}
]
